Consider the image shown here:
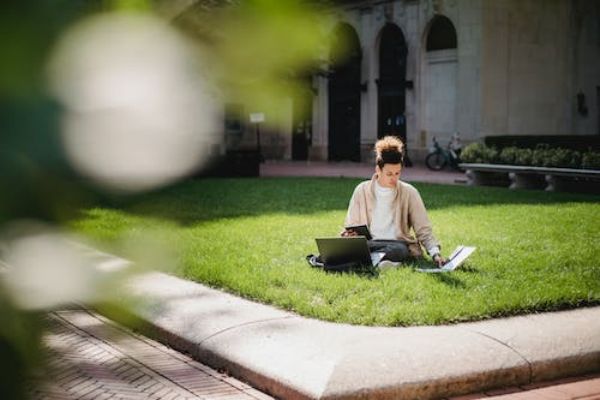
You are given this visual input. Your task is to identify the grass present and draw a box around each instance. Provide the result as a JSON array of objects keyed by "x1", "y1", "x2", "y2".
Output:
[{"x1": 71, "y1": 177, "x2": 600, "y2": 326}]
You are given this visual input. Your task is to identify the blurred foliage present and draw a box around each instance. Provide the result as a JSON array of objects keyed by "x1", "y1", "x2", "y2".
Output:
[
  {"x1": 1, "y1": 1, "x2": 105, "y2": 227},
  {"x1": 0, "y1": 287, "x2": 44, "y2": 400},
  {"x1": 171, "y1": 0, "x2": 332, "y2": 119},
  {"x1": 0, "y1": 0, "x2": 104, "y2": 97},
  {"x1": 0, "y1": 1, "x2": 336, "y2": 398},
  {"x1": 1, "y1": 0, "x2": 334, "y2": 225}
]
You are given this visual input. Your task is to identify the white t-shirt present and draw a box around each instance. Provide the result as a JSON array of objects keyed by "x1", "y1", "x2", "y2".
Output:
[
  {"x1": 371, "y1": 181, "x2": 441, "y2": 256},
  {"x1": 370, "y1": 181, "x2": 397, "y2": 240}
]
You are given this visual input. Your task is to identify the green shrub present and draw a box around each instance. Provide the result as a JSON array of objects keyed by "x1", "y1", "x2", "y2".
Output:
[
  {"x1": 461, "y1": 143, "x2": 498, "y2": 164},
  {"x1": 582, "y1": 151, "x2": 600, "y2": 170},
  {"x1": 462, "y1": 143, "x2": 598, "y2": 169},
  {"x1": 497, "y1": 146, "x2": 536, "y2": 166},
  {"x1": 498, "y1": 147, "x2": 518, "y2": 164},
  {"x1": 514, "y1": 148, "x2": 534, "y2": 166},
  {"x1": 531, "y1": 145, "x2": 553, "y2": 167},
  {"x1": 531, "y1": 146, "x2": 582, "y2": 168},
  {"x1": 552, "y1": 148, "x2": 581, "y2": 169},
  {"x1": 484, "y1": 134, "x2": 600, "y2": 152},
  {"x1": 459, "y1": 143, "x2": 483, "y2": 163}
]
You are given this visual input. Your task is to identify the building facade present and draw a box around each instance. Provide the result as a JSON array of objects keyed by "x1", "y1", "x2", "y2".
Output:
[{"x1": 227, "y1": 0, "x2": 600, "y2": 163}]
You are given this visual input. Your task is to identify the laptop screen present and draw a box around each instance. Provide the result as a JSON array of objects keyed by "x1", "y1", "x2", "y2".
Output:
[{"x1": 315, "y1": 237, "x2": 373, "y2": 266}]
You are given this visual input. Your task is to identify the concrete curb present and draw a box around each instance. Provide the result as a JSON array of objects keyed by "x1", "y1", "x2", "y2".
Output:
[{"x1": 115, "y1": 272, "x2": 600, "y2": 400}]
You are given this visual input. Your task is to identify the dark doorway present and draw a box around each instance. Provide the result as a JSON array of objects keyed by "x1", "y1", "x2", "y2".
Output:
[
  {"x1": 292, "y1": 75, "x2": 313, "y2": 160},
  {"x1": 328, "y1": 23, "x2": 362, "y2": 161},
  {"x1": 597, "y1": 86, "x2": 600, "y2": 135},
  {"x1": 377, "y1": 24, "x2": 408, "y2": 144},
  {"x1": 224, "y1": 103, "x2": 244, "y2": 149}
]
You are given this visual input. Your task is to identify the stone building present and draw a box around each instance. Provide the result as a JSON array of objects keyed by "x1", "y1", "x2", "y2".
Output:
[{"x1": 226, "y1": 0, "x2": 600, "y2": 163}]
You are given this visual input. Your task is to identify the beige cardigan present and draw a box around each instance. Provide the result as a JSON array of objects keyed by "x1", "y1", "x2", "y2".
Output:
[{"x1": 343, "y1": 174, "x2": 440, "y2": 257}]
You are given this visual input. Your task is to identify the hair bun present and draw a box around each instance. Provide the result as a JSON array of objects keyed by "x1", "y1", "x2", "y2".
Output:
[{"x1": 375, "y1": 136, "x2": 404, "y2": 156}]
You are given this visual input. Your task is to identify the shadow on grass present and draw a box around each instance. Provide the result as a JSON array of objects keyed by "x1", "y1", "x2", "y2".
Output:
[
  {"x1": 427, "y1": 273, "x2": 467, "y2": 289},
  {"x1": 308, "y1": 263, "x2": 381, "y2": 279},
  {"x1": 86, "y1": 177, "x2": 600, "y2": 226},
  {"x1": 458, "y1": 264, "x2": 480, "y2": 273},
  {"x1": 403, "y1": 258, "x2": 480, "y2": 288},
  {"x1": 310, "y1": 261, "x2": 479, "y2": 284}
]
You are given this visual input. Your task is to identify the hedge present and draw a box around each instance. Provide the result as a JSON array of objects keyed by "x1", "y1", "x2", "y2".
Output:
[
  {"x1": 484, "y1": 135, "x2": 600, "y2": 152},
  {"x1": 461, "y1": 143, "x2": 600, "y2": 170}
]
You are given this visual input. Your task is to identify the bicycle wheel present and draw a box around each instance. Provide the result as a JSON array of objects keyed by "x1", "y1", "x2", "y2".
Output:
[{"x1": 425, "y1": 152, "x2": 446, "y2": 171}]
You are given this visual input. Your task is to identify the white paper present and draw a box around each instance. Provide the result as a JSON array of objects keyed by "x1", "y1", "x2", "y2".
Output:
[{"x1": 416, "y1": 245, "x2": 476, "y2": 273}]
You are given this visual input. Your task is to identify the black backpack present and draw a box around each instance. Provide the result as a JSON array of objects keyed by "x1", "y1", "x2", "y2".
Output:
[{"x1": 305, "y1": 254, "x2": 377, "y2": 275}]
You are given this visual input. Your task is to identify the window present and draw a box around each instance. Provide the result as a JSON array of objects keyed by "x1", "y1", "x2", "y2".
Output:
[{"x1": 426, "y1": 15, "x2": 457, "y2": 51}]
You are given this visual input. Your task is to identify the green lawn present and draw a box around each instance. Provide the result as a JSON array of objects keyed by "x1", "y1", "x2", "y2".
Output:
[{"x1": 71, "y1": 178, "x2": 600, "y2": 326}]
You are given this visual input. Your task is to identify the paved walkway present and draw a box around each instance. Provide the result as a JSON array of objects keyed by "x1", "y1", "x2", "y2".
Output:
[
  {"x1": 449, "y1": 375, "x2": 600, "y2": 400},
  {"x1": 260, "y1": 160, "x2": 467, "y2": 185},
  {"x1": 117, "y1": 271, "x2": 600, "y2": 400},
  {"x1": 29, "y1": 305, "x2": 600, "y2": 400},
  {"x1": 30, "y1": 309, "x2": 273, "y2": 400}
]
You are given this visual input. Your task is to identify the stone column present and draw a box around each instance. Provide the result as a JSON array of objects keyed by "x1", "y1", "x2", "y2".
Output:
[{"x1": 310, "y1": 74, "x2": 329, "y2": 161}]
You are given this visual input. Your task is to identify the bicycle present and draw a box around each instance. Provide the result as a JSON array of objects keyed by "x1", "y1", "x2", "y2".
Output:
[{"x1": 425, "y1": 135, "x2": 463, "y2": 171}]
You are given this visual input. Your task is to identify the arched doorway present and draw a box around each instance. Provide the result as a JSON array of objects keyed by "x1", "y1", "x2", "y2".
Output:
[
  {"x1": 328, "y1": 23, "x2": 362, "y2": 161},
  {"x1": 377, "y1": 24, "x2": 408, "y2": 143},
  {"x1": 423, "y1": 15, "x2": 458, "y2": 143}
]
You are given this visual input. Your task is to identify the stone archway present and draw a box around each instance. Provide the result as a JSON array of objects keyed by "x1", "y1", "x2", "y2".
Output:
[
  {"x1": 423, "y1": 15, "x2": 458, "y2": 143},
  {"x1": 328, "y1": 23, "x2": 362, "y2": 162}
]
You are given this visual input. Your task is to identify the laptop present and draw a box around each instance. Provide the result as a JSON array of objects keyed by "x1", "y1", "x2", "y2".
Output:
[{"x1": 315, "y1": 237, "x2": 385, "y2": 267}]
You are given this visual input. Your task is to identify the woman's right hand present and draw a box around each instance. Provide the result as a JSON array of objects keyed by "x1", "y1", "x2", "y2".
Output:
[
  {"x1": 433, "y1": 254, "x2": 446, "y2": 267},
  {"x1": 341, "y1": 229, "x2": 358, "y2": 237}
]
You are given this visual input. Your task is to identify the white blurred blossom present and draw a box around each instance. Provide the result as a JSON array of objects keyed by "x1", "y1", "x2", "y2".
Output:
[
  {"x1": 1, "y1": 222, "x2": 134, "y2": 310},
  {"x1": 3, "y1": 226, "x2": 93, "y2": 309},
  {"x1": 47, "y1": 13, "x2": 221, "y2": 193}
]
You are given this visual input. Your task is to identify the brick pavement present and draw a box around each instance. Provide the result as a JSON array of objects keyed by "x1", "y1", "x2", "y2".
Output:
[
  {"x1": 24, "y1": 309, "x2": 600, "y2": 400},
  {"x1": 447, "y1": 373, "x2": 600, "y2": 400},
  {"x1": 29, "y1": 309, "x2": 274, "y2": 400}
]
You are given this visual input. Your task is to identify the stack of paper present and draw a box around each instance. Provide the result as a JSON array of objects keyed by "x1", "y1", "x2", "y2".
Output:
[{"x1": 416, "y1": 245, "x2": 476, "y2": 273}]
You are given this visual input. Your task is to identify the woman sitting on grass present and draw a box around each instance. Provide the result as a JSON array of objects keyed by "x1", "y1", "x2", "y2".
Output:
[{"x1": 342, "y1": 136, "x2": 446, "y2": 267}]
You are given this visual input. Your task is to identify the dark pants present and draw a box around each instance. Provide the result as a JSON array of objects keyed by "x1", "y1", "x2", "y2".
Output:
[{"x1": 368, "y1": 239, "x2": 411, "y2": 262}]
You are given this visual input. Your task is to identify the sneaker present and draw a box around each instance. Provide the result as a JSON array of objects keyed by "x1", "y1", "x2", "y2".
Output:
[{"x1": 377, "y1": 260, "x2": 401, "y2": 271}]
